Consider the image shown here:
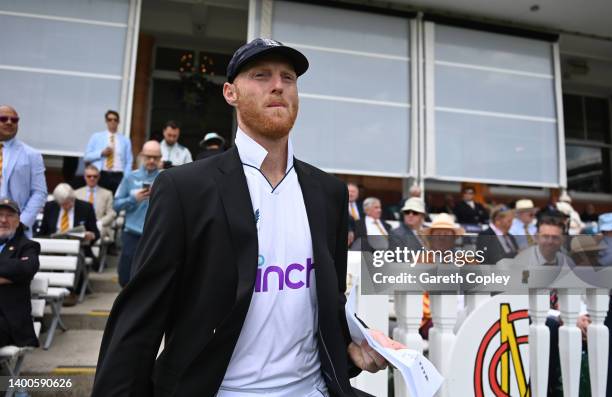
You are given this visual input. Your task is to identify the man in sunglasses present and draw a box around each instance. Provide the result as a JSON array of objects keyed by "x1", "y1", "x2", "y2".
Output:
[
  {"x1": 84, "y1": 110, "x2": 133, "y2": 194},
  {"x1": 75, "y1": 165, "x2": 116, "y2": 241},
  {"x1": 390, "y1": 197, "x2": 427, "y2": 251},
  {"x1": 0, "y1": 105, "x2": 47, "y2": 236}
]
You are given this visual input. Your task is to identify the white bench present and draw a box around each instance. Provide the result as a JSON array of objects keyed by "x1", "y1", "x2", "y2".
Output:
[
  {"x1": 32, "y1": 239, "x2": 82, "y2": 350},
  {"x1": 0, "y1": 278, "x2": 48, "y2": 397}
]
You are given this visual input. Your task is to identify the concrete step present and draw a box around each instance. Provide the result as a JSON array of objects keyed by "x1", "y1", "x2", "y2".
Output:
[
  {"x1": 22, "y1": 330, "x2": 102, "y2": 397},
  {"x1": 89, "y1": 255, "x2": 121, "y2": 293},
  {"x1": 89, "y1": 271, "x2": 120, "y2": 293},
  {"x1": 42, "y1": 293, "x2": 117, "y2": 331}
]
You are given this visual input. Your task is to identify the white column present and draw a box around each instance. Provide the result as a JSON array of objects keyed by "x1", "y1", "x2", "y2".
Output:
[
  {"x1": 586, "y1": 289, "x2": 610, "y2": 397},
  {"x1": 393, "y1": 292, "x2": 425, "y2": 397},
  {"x1": 429, "y1": 294, "x2": 457, "y2": 397},
  {"x1": 558, "y1": 289, "x2": 583, "y2": 397},
  {"x1": 529, "y1": 289, "x2": 550, "y2": 397}
]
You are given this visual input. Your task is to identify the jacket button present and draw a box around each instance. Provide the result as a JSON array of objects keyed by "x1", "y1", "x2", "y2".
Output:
[{"x1": 213, "y1": 328, "x2": 216, "y2": 334}]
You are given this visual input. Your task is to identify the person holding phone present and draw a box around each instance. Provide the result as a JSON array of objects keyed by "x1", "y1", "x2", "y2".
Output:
[
  {"x1": 113, "y1": 140, "x2": 162, "y2": 287},
  {"x1": 160, "y1": 120, "x2": 193, "y2": 168}
]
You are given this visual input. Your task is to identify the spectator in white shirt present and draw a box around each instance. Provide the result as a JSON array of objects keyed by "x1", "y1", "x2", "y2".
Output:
[{"x1": 160, "y1": 120, "x2": 193, "y2": 168}]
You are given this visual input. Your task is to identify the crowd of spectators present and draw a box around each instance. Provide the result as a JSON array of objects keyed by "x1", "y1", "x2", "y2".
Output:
[
  {"x1": 0, "y1": 104, "x2": 228, "y2": 353},
  {"x1": 347, "y1": 181, "x2": 612, "y2": 395}
]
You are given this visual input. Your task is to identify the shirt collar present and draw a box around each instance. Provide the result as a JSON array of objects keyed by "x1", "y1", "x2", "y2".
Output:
[
  {"x1": 489, "y1": 223, "x2": 504, "y2": 236},
  {"x1": 234, "y1": 127, "x2": 294, "y2": 172},
  {"x1": 1, "y1": 137, "x2": 16, "y2": 148}
]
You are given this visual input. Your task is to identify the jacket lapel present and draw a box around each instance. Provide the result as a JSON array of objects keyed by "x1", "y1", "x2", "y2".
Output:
[
  {"x1": 213, "y1": 148, "x2": 259, "y2": 307},
  {"x1": 294, "y1": 160, "x2": 329, "y2": 286},
  {"x1": 4, "y1": 141, "x2": 23, "y2": 186}
]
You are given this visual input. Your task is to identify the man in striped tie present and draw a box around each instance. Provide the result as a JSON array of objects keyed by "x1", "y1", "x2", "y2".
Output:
[
  {"x1": 37, "y1": 183, "x2": 100, "y2": 305},
  {"x1": 37, "y1": 183, "x2": 99, "y2": 243}
]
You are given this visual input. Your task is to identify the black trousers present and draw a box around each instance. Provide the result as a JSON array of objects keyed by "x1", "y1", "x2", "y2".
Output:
[
  {"x1": 0, "y1": 312, "x2": 12, "y2": 348},
  {"x1": 99, "y1": 171, "x2": 124, "y2": 194}
]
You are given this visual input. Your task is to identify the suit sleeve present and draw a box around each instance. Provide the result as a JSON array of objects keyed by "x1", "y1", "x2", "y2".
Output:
[
  {"x1": 113, "y1": 175, "x2": 137, "y2": 212},
  {"x1": 333, "y1": 183, "x2": 362, "y2": 378},
  {"x1": 36, "y1": 202, "x2": 52, "y2": 237},
  {"x1": 100, "y1": 192, "x2": 117, "y2": 227},
  {"x1": 84, "y1": 134, "x2": 103, "y2": 163},
  {"x1": 0, "y1": 240, "x2": 40, "y2": 284},
  {"x1": 84, "y1": 202, "x2": 100, "y2": 241},
  {"x1": 92, "y1": 171, "x2": 184, "y2": 397},
  {"x1": 20, "y1": 151, "x2": 47, "y2": 229},
  {"x1": 123, "y1": 138, "x2": 133, "y2": 175}
]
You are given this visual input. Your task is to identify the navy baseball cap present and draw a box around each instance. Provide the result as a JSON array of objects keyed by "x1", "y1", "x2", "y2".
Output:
[
  {"x1": 0, "y1": 198, "x2": 20, "y2": 214},
  {"x1": 226, "y1": 38, "x2": 309, "y2": 83}
]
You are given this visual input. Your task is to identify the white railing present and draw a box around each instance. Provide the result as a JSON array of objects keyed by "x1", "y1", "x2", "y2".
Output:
[{"x1": 348, "y1": 252, "x2": 611, "y2": 397}]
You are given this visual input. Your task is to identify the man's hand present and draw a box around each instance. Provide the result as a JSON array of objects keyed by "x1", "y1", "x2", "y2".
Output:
[
  {"x1": 348, "y1": 329, "x2": 406, "y2": 373},
  {"x1": 134, "y1": 188, "x2": 151, "y2": 202},
  {"x1": 0, "y1": 277, "x2": 12, "y2": 285},
  {"x1": 101, "y1": 146, "x2": 114, "y2": 157},
  {"x1": 84, "y1": 231, "x2": 96, "y2": 242}
]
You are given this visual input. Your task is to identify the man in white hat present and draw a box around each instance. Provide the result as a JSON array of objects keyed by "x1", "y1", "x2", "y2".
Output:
[
  {"x1": 509, "y1": 199, "x2": 537, "y2": 251},
  {"x1": 196, "y1": 132, "x2": 226, "y2": 161},
  {"x1": 599, "y1": 212, "x2": 612, "y2": 266},
  {"x1": 390, "y1": 197, "x2": 427, "y2": 250}
]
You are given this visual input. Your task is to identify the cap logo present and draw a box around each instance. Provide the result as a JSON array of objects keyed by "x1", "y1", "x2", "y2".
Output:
[{"x1": 261, "y1": 38, "x2": 281, "y2": 46}]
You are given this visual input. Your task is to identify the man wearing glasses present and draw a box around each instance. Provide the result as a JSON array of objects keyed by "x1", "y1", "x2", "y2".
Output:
[
  {"x1": 113, "y1": 140, "x2": 162, "y2": 287},
  {"x1": 75, "y1": 165, "x2": 116, "y2": 240},
  {"x1": 0, "y1": 105, "x2": 47, "y2": 236},
  {"x1": 84, "y1": 110, "x2": 133, "y2": 194}
]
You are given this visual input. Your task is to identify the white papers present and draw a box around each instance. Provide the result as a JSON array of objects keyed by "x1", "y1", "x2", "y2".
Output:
[{"x1": 346, "y1": 285, "x2": 444, "y2": 397}]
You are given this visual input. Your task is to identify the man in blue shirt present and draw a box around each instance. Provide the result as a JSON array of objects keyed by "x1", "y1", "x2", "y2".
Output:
[
  {"x1": 0, "y1": 105, "x2": 47, "y2": 235},
  {"x1": 114, "y1": 140, "x2": 162, "y2": 287},
  {"x1": 84, "y1": 110, "x2": 133, "y2": 194}
]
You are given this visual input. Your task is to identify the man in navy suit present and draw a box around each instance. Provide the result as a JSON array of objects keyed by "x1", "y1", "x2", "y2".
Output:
[{"x1": 0, "y1": 198, "x2": 40, "y2": 349}]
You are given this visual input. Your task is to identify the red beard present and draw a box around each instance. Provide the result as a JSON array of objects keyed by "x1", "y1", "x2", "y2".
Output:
[{"x1": 236, "y1": 90, "x2": 298, "y2": 140}]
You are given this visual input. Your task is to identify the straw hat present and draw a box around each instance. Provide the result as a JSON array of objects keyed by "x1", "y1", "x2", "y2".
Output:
[
  {"x1": 515, "y1": 199, "x2": 535, "y2": 212},
  {"x1": 570, "y1": 235, "x2": 605, "y2": 254},
  {"x1": 423, "y1": 213, "x2": 465, "y2": 236}
]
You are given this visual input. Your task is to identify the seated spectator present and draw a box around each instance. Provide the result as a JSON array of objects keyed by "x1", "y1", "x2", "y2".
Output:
[
  {"x1": 196, "y1": 132, "x2": 226, "y2": 161},
  {"x1": 453, "y1": 186, "x2": 489, "y2": 225},
  {"x1": 419, "y1": 213, "x2": 465, "y2": 339},
  {"x1": 390, "y1": 197, "x2": 427, "y2": 250},
  {"x1": 352, "y1": 197, "x2": 391, "y2": 251},
  {"x1": 557, "y1": 192, "x2": 584, "y2": 235},
  {"x1": 38, "y1": 183, "x2": 99, "y2": 243},
  {"x1": 38, "y1": 184, "x2": 100, "y2": 305},
  {"x1": 599, "y1": 213, "x2": 612, "y2": 266},
  {"x1": 509, "y1": 199, "x2": 537, "y2": 251},
  {"x1": 75, "y1": 165, "x2": 116, "y2": 240},
  {"x1": 476, "y1": 205, "x2": 518, "y2": 264},
  {"x1": 114, "y1": 141, "x2": 162, "y2": 287},
  {"x1": 581, "y1": 203, "x2": 599, "y2": 223},
  {"x1": 433, "y1": 194, "x2": 455, "y2": 215},
  {"x1": 347, "y1": 182, "x2": 363, "y2": 221},
  {"x1": 0, "y1": 198, "x2": 40, "y2": 349},
  {"x1": 423, "y1": 213, "x2": 465, "y2": 253}
]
